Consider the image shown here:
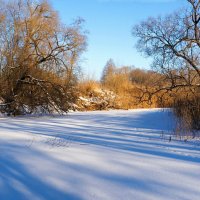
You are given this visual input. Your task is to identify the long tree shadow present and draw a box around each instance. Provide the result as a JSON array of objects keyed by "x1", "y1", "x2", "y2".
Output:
[
  {"x1": 0, "y1": 110, "x2": 200, "y2": 199},
  {"x1": 1, "y1": 109, "x2": 199, "y2": 164},
  {"x1": 0, "y1": 143, "x2": 83, "y2": 200},
  {"x1": 1, "y1": 143, "x2": 199, "y2": 200}
]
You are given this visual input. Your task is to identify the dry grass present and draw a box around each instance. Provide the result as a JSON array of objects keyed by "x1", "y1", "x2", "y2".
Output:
[{"x1": 173, "y1": 94, "x2": 200, "y2": 138}]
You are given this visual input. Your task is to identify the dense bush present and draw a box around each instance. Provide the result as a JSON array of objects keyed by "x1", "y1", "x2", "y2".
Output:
[{"x1": 0, "y1": 0, "x2": 87, "y2": 115}]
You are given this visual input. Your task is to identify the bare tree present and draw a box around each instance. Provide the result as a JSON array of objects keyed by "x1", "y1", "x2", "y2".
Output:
[
  {"x1": 101, "y1": 59, "x2": 116, "y2": 85},
  {"x1": 0, "y1": 0, "x2": 87, "y2": 115},
  {"x1": 132, "y1": 0, "x2": 200, "y2": 98},
  {"x1": 132, "y1": 0, "x2": 200, "y2": 131}
]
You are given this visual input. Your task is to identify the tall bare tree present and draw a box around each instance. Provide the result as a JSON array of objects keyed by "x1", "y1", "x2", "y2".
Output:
[
  {"x1": 132, "y1": 0, "x2": 200, "y2": 99},
  {"x1": 0, "y1": 0, "x2": 87, "y2": 115},
  {"x1": 132, "y1": 0, "x2": 200, "y2": 131}
]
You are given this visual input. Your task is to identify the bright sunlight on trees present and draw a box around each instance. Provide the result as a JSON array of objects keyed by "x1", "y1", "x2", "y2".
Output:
[{"x1": 0, "y1": 0, "x2": 87, "y2": 115}]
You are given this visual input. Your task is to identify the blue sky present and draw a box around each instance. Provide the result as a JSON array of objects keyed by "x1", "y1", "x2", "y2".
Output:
[{"x1": 51, "y1": 0, "x2": 185, "y2": 79}]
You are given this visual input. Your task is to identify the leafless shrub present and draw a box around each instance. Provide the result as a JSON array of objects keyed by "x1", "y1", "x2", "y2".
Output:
[{"x1": 173, "y1": 92, "x2": 200, "y2": 138}]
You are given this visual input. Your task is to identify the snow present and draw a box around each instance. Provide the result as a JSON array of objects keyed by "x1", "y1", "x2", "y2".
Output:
[{"x1": 0, "y1": 108, "x2": 199, "y2": 200}]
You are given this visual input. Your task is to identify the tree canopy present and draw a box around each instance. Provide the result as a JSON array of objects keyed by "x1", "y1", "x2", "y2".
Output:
[{"x1": 0, "y1": 0, "x2": 87, "y2": 115}]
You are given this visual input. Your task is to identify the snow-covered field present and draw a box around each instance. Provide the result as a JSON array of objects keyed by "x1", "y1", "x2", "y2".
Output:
[{"x1": 0, "y1": 109, "x2": 199, "y2": 200}]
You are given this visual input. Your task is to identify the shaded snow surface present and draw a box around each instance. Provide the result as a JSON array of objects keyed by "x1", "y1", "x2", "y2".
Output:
[{"x1": 0, "y1": 108, "x2": 200, "y2": 200}]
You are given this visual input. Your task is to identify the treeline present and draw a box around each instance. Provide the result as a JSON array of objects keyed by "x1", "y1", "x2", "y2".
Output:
[{"x1": 78, "y1": 59, "x2": 173, "y2": 110}]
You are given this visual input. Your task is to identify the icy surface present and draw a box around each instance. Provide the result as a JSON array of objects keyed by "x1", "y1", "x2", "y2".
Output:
[{"x1": 0, "y1": 109, "x2": 199, "y2": 200}]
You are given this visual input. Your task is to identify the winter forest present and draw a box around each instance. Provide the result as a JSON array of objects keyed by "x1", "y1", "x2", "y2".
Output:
[{"x1": 0, "y1": 0, "x2": 199, "y2": 199}]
